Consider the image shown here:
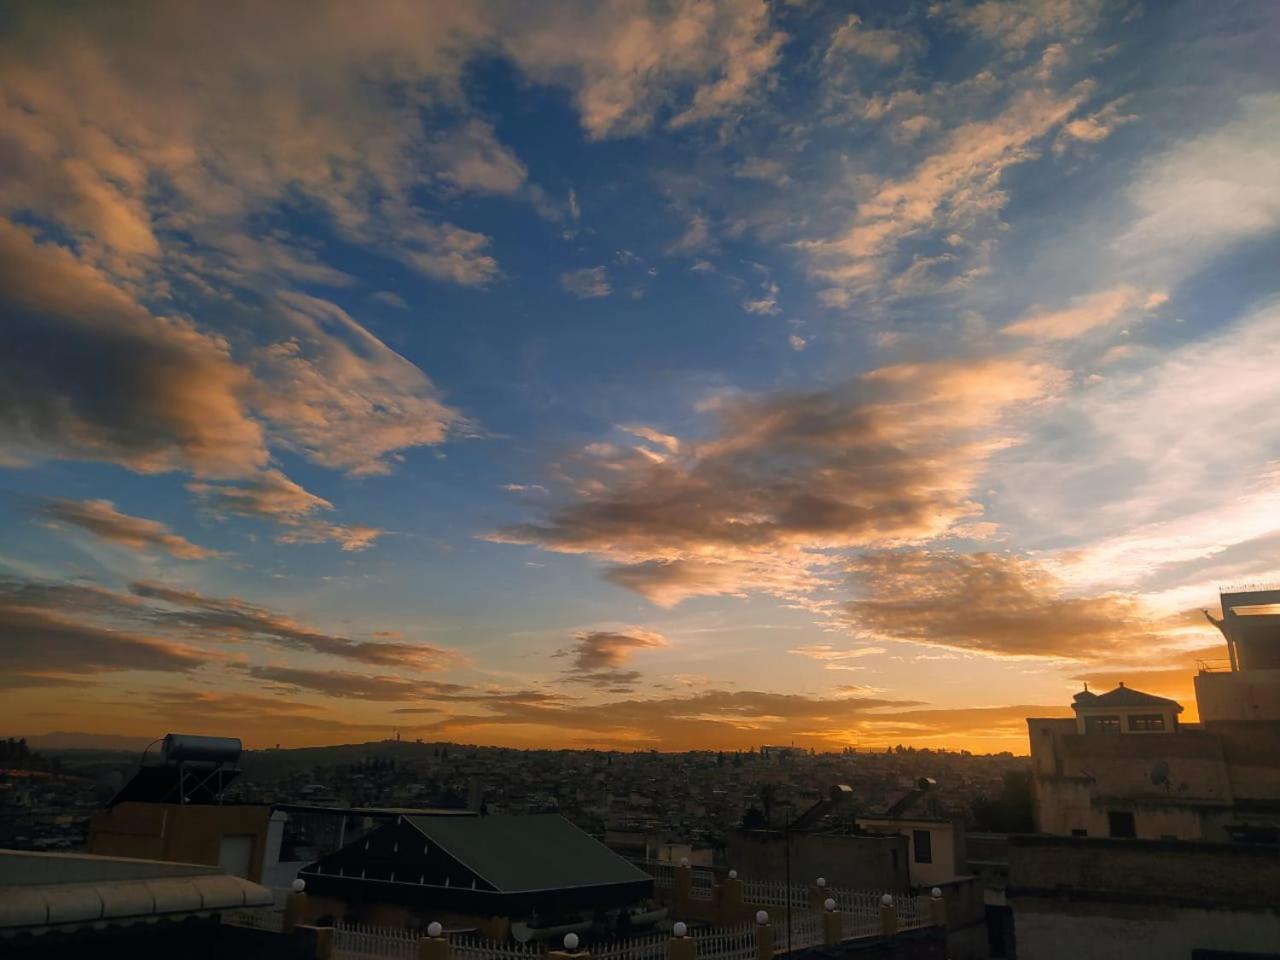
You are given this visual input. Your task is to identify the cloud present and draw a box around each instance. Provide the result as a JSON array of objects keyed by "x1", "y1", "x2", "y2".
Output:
[
  {"x1": 557, "y1": 627, "x2": 667, "y2": 689},
  {"x1": 789, "y1": 643, "x2": 886, "y2": 671},
  {"x1": 495, "y1": 356, "x2": 1064, "y2": 604},
  {"x1": 939, "y1": 0, "x2": 1106, "y2": 51},
  {"x1": 129, "y1": 580, "x2": 463, "y2": 670},
  {"x1": 1054, "y1": 97, "x2": 1135, "y2": 151},
  {"x1": 255, "y1": 292, "x2": 464, "y2": 477},
  {"x1": 243, "y1": 665, "x2": 447, "y2": 701},
  {"x1": 372, "y1": 291, "x2": 409, "y2": 310},
  {"x1": 802, "y1": 86, "x2": 1089, "y2": 294},
  {"x1": 0, "y1": 221, "x2": 267, "y2": 478},
  {"x1": 669, "y1": 215, "x2": 712, "y2": 254},
  {"x1": 842, "y1": 550, "x2": 1173, "y2": 660},
  {"x1": 501, "y1": 0, "x2": 785, "y2": 138},
  {"x1": 742, "y1": 280, "x2": 780, "y2": 315},
  {"x1": 1000, "y1": 298, "x2": 1280, "y2": 594},
  {"x1": 188, "y1": 470, "x2": 383, "y2": 551},
  {"x1": 31, "y1": 498, "x2": 221, "y2": 560},
  {"x1": 1118, "y1": 94, "x2": 1280, "y2": 273},
  {"x1": 560, "y1": 266, "x2": 612, "y2": 299},
  {"x1": 0, "y1": 578, "x2": 206, "y2": 685},
  {"x1": 429, "y1": 118, "x2": 527, "y2": 194},
  {"x1": 825, "y1": 14, "x2": 918, "y2": 65},
  {"x1": 1002, "y1": 285, "x2": 1163, "y2": 341}
]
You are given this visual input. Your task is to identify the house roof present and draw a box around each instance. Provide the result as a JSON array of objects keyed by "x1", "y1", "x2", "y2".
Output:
[
  {"x1": 404, "y1": 814, "x2": 650, "y2": 893},
  {"x1": 1075, "y1": 684, "x2": 1183, "y2": 712}
]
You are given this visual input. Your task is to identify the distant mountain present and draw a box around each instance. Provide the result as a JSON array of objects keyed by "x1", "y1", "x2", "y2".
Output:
[{"x1": 19, "y1": 731, "x2": 155, "y2": 752}]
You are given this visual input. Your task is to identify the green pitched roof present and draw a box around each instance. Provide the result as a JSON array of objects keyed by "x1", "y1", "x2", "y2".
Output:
[{"x1": 405, "y1": 814, "x2": 651, "y2": 893}]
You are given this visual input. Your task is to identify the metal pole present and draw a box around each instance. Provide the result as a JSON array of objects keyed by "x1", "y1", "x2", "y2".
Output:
[{"x1": 784, "y1": 811, "x2": 792, "y2": 957}]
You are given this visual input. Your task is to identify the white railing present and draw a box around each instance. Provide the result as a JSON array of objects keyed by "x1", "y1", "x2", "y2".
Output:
[
  {"x1": 452, "y1": 933, "x2": 543, "y2": 960},
  {"x1": 740, "y1": 879, "x2": 809, "y2": 909},
  {"x1": 589, "y1": 929, "x2": 671, "y2": 960},
  {"x1": 771, "y1": 911, "x2": 823, "y2": 951},
  {"x1": 697, "y1": 922, "x2": 756, "y2": 960},
  {"x1": 333, "y1": 921, "x2": 419, "y2": 960},
  {"x1": 895, "y1": 894, "x2": 930, "y2": 930}
]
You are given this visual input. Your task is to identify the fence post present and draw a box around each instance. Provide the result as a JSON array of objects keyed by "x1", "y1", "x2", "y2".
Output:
[
  {"x1": 291, "y1": 924, "x2": 333, "y2": 960},
  {"x1": 669, "y1": 921, "x2": 696, "y2": 960},
  {"x1": 674, "y1": 858, "x2": 692, "y2": 919},
  {"x1": 754, "y1": 910, "x2": 772, "y2": 960},
  {"x1": 807, "y1": 878, "x2": 827, "y2": 913},
  {"x1": 821, "y1": 898, "x2": 840, "y2": 947},
  {"x1": 283, "y1": 878, "x2": 308, "y2": 933},
  {"x1": 419, "y1": 921, "x2": 449, "y2": 960},
  {"x1": 718, "y1": 869, "x2": 743, "y2": 925},
  {"x1": 928, "y1": 887, "x2": 947, "y2": 928},
  {"x1": 549, "y1": 932, "x2": 591, "y2": 960},
  {"x1": 878, "y1": 895, "x2": 897, "y2": 937}
]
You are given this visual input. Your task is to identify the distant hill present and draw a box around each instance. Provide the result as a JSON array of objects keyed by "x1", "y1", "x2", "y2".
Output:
[{"x1": 18, "y1": 731, "x2": 155, "y2": 752}]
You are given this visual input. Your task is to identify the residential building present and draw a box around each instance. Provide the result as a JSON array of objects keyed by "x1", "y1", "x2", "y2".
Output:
[{"x1": 299, "y1": 813, "x2": 654, "y2": 936}]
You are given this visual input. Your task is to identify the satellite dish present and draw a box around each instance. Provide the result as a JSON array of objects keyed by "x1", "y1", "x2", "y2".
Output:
[{"x1": 1150, "y1": 760, "x2": 1170, "y2": 788}]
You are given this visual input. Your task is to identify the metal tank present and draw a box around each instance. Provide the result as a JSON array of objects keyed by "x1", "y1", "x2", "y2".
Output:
[{"x1": 160, "y1": 733, "x2": 242, "y2": 765}]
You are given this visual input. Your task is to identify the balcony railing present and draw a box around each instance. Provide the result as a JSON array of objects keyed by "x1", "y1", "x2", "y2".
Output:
[{"x1": 1196, "y1": 659, "x2": 1233, "y2": 673}]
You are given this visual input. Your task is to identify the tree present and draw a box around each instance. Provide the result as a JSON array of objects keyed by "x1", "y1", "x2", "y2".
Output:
[
  {"x1": 759, "y1": 783, "x2": 778, "y2": 828},
  {"x1": 969, "y1": 769, "x2": 1034, "y2": 833}
]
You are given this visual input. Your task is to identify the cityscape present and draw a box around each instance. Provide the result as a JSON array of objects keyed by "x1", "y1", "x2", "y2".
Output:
[{"x1": 2, "y1": 0, "x2": 1280, "y2": 958}]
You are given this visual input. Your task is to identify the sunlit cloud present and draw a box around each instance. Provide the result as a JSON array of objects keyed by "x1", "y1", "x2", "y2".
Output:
[
  {"x1": 31, "y1": 498, "x2": 222, "y2": 560},
  {"x1": 842, "y1": 550, "x2": 1190, "y2": 661},
  {"x1": 496, "y1": 355, "x2": 1063, "y2": 605}
]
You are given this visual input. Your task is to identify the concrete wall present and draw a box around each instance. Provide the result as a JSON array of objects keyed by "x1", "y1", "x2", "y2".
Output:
[
  {"x1": 1015, "y1": 902, "x2": 1280, "y2": 960},
  {"x1": 1009, "y1": 836, "x2": 1280, "y2": 959},
  {"x1": 88, "y1": 802, "x2": 274, "y2": 882},
  {"x1": 852, "y1": 818, "x2": 959, "y2": 888},
  {"x1": 726, "y1": 831, "x2": 909, "y2": 891},
  {"x1": 1195, "y1": 670, "x2": 1280, "y2": 723}
]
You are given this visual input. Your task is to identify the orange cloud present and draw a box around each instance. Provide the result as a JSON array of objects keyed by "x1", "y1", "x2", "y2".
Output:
[
  {"x1": 32, "y1": 497, "x2": 221, "y2": 559},
  {"x1": 188, "y1": 470, "x2": 382, "y2": 551},
  {"x1": 843, "y1": 549, "x2": 1195, "y2": 660},
  {"x1": 556, "y1": 628, "x2": 668, "y2": 690},
  {"x1": 496, "y1": 356, "x2": 1063, "y2": 605}
]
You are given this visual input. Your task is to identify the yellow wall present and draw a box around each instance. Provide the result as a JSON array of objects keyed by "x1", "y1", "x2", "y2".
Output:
[{"x1": 87, "y1": 802, "x2": 273, "y2": 881}]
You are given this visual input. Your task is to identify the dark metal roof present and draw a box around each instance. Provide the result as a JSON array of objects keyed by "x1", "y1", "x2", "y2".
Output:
[{"x1": 404, "y1": 814, "x2": 651, "y2": 893}]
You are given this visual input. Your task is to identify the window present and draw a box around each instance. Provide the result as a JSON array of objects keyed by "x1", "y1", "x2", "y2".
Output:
[
  {"x1": 1070, "y1": 828, "x2": 1087, "y2": 837},
  {"x1": 1128, "y1": 714, "x2": 1166, "y2": 731},
  {"x1": 1085, "y1": 715, "x2": 1121, "y2": 734},
  {"x1": 913, "y1": 829, "x2": 933, "y2": 864},
  {"x1": 1108, "y1": 811, "x2": 1136, "y2": 839}
]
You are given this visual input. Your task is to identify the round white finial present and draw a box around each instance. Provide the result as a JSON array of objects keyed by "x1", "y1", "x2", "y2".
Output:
[
  {"x1": 564, "y1": 933, "x2": 580, "y2": 951},
  {"x1": 824, "y1": 898, "x2": 836, "y2": 913},
  {"x1": 680, "y1": 857, "x2": 690, "y2": 867},
  {"x1": 816, "y1": 877, "x2": 826, "y2": 888},
  {"x1": 427, "y1": 922, "x2": 443, "y2": 938},
  {"x1": 728, "y1": 869, "x2": 738, "y2": 880},
  {"x1": 673, "y1": 922, "x2": 688, "y2": 938},
  {"x1": 291, "y1": 878, "x2": 306, "y2": 893},
  {"x1": 880, "y1": 894, "x2": 893, "y2": 907},
  {"x1": 755, "y1": 910, "x2": 769, "y2": 925},
  {"x1": 930, "y1": 887, "x2": 942, "y2": 899}
]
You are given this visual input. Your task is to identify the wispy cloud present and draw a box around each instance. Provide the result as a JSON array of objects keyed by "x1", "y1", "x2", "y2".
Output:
[
  {"x1": 561, "y1": 266, "x2": 612, "y2": 299},
  {"x1": 31, "y1": 498, "x2": 221, "y2": 560}
]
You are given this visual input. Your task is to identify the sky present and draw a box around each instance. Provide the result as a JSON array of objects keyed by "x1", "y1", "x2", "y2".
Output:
[{"x1": 1, "y1": 0, "x2": 1278, "y2": 755}]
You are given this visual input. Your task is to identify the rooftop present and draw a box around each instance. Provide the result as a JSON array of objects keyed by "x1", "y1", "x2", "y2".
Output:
[
  {"x1": 405, "y1": 813, "x2": 651, "y2": 892},
  {"x1": 1072, "y1": 683, "x2": 1183, "y2": 713}
]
